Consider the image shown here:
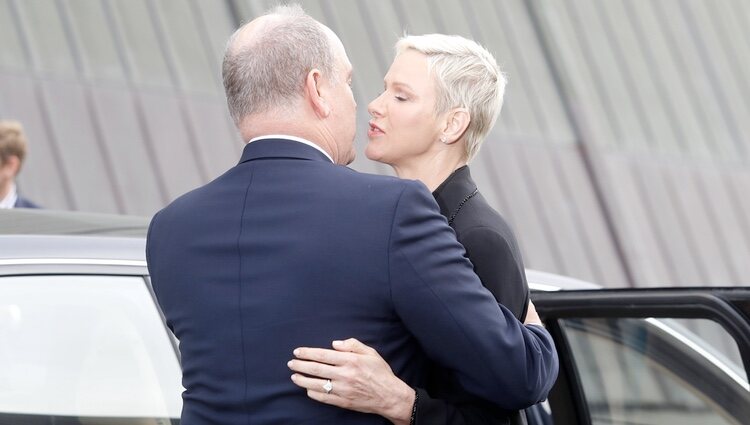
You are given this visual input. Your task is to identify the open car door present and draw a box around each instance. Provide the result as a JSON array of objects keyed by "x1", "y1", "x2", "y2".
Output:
[{"x1": 531, "y1": 287, "x2": 750, "y2": 425}]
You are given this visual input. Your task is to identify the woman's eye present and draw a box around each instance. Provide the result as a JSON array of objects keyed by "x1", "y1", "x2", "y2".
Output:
[{"x1": 395, "y1": 95, "x2": 407, "y2": 102}]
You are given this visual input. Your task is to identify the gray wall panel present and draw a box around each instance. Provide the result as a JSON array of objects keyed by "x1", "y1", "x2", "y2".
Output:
[
  {"x1": 433, "y1": 1, "x2": 474, "y2": 38},
  {"x1": 493, "y1": 0, "x2": 574, "y2": 143},
  {"x1": 703, "y1": 167, "x2": 750, "y2": 281},
  {"x1": 183, "y1": 97, "x2": 241, "y2": 180},
  {"x1": 667, "y1": 163, "x2": 735, "y2": 284},
  {"x1": 603, "y1": 155, "x2": 672, "y2": 286},
  {"x1": 39, "y1": 80, "x2": 118, "y2": 212},
  {"x1": 656, "y1": 0, "x2": 735, "y2": 159},
  {"x1": 90, "y1": 86, "x2": 166, "y2": 216},
  {"x1": 728, "y1": 169, "x2": 750, "y2": 271},
  {"x1": 571, "y1": 0, "x2": 645, "y2": 151},
  {"x1": 483, "y1": 141, "x2": 562, "y2": 274},
  {"x1": 0, "y1": 0, "x2": 29, "y2": 72},
  {"x1": 394, "y1": 0, "x2": 441, "y2": 35},
  {"x1": 611, "y1": 0, "x2": 681, "y2": 155},
  {"x1": 699, "y1": 166, "x2": 750, "y2": 283},
  {"x1": 635, "y1": 162, "x2": 703, "y2": 284},
  {"x1": 626, "y1": 0, "x2": 710, "y2": 158},
  {"x1": 532, "y1": 0, "x2": 618, "y2": 146},
  {"x1": 138, "y1": 92, "x2": 204, "y2": 202},
  {"x1": 520, "y1": 142, "x2": 597, "y2": 281},
  {"x1": 469, "y1": 0, "x2": 539, "y2": 139},
  {"x1": 679, "y1": 0, "x2": 746, "y2": 160},
  {"x1": 556, "y1": 148, "x2": 625, "y2": 285}
]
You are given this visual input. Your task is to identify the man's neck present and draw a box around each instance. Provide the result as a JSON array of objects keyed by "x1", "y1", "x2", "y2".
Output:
[
  {"x1": 241, "y1": 118, "x2": 339, "y2": 164},
  {"x1": 0, "y1": 180, "x2": 13, "y2": 201},
  {"x1": 0, "y1": 181, "x2": 17, "y2": 209},
  {"x1": 248, "y1": 134, "x2": 334, "y2": 163}
]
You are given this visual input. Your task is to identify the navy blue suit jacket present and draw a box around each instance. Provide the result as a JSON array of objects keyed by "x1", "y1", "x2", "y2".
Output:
[{"x1": 147, "y1": 139, "x2": 557, "y2": 425}]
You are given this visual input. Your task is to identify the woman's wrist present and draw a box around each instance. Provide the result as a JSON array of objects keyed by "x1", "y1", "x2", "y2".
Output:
[{"x1": 386, "y1": 384, "x2": 417, "y2": 425}]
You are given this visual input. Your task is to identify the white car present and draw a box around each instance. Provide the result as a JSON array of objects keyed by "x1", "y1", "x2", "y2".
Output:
[{"x1": 1, "y1": 209, "x2": 748, "y2": 425}]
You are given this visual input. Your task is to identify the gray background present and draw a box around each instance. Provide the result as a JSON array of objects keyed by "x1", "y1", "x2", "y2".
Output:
[{"x1": 2, "y1": 0, "x2": 749, "y2": 288}]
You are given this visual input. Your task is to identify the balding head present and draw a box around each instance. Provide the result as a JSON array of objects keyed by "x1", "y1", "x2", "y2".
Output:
[{"x1": 222, "y1": 4, "x2": 340, "y2": 127}]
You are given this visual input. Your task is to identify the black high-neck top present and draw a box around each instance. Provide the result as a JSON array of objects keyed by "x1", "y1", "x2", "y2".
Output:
[
  {"x1": 432, "y1": 165, "x2": 529, "y2": 320},
  {"x1": 414, "y1": 165, "x2": 532, "y2": 425}
]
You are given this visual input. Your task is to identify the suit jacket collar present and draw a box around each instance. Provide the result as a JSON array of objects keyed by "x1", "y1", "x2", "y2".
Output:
[
  {"x1": 239, "y1": 138, "x2": 333, "y2": 165},
  {"x1": 432, "y1": 165, "x2": 478, "y2": 219}
]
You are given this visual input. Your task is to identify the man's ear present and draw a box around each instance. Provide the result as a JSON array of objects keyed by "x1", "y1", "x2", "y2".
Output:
[
  {"x1": 305, "y1": 68, "x2": 331, "y2": 118},
  {"x1": 441, "y1": 108, "x2": 470, "y2": 145}
]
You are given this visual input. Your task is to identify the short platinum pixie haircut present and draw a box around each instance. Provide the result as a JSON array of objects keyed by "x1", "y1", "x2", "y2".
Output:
[
  {"x1": 396, "y1": 34, "x2": 507, "y2": 161},
  {"x1": 222, "y1": 4, "x2": 338, "y2": 125}
]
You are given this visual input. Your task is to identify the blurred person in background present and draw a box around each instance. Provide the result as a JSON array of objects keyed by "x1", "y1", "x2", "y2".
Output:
[
  {"x1": 291, "y1": 34, "x2": 538, "y2": 425},
  {"x1": 0, "y1": 120, "x2": 39, "y2": 209}
]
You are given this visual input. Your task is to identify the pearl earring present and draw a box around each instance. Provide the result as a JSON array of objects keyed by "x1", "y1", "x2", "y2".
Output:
[{"x1": 440, "y1": 136, "x2": 448, "y2": 144}]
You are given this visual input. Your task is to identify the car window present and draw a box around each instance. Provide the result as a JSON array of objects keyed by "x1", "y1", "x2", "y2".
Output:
[
  {"x1": 0, "y1": 275, "x2": 182, "y2": 423},
  {"x1": 560, "y1": 317, "x2": 749, "y2": 425}
]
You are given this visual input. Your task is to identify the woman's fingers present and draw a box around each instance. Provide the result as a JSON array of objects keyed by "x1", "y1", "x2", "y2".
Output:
[
  {"x1": 290, "y1": 373, "x2": 355, "y2": 409},
  {"x1": 305, "y1": 386, "x2": 354, "y2": 409},
  {"x1": 287, "y1": 358, "x2": 339, "y2": 379},
  {"x1": 293, "y1": 346, "x2": 349, "y2": 365},
  {"x1": 290, "y1": 373, "x2": 335, "y2": 393},
  {"x1": 332, "y1": 338, "x2": 378, "y2": 355}
]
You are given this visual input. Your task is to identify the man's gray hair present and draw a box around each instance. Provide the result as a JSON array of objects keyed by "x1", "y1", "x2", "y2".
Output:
[
  {"x1": 222, "y1": 4, "x2": 338, "y2": 125},
  {"x1": 396, "y1": 34, "x2": 507, "y2": 161}
]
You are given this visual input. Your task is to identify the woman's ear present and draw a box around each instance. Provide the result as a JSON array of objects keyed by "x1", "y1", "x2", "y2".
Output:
[
  {"x1": 305, "y1": 69, "x2": 331, "y2": 118},
  {"x1": 441, "y1": 108, "x2": 470, "y2": 145}
]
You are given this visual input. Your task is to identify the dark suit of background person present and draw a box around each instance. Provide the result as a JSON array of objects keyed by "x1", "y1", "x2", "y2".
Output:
[
  {"x1": 146, "y1": 138, "x2": 558, "y2": 424},
  {"x1": 14, "y1": 196, "x2": 40, "y2": 208},
  {"x1": 416, "y1": 165, "x2": 532, "y2": 425}
]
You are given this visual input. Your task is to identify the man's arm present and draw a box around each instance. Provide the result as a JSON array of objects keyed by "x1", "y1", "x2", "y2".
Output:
[
  {"x1": 388, "y1": 181, "x2": 557, "y2": 409},
  {"x1": 289, "y1": 301, "x2": 547, "y2": 424}
]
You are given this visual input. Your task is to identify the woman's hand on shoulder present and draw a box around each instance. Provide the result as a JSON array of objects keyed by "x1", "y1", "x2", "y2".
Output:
[{"x1": 288, "y1": 338, "x2": 415, "y2": 425}]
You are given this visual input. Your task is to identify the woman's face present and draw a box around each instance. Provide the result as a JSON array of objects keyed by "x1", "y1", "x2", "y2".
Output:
[{"x1": 365, "y1": 50, "x2": 444, "y2": 167}]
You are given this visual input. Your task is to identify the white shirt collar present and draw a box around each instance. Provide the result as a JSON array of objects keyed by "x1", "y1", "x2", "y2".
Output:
[
  {"x1": 248, "y1": 135, "x2": 334, "y2": 163},
  {"x1": 0, "y1": 183, "x2": 18, "y2": 209}
]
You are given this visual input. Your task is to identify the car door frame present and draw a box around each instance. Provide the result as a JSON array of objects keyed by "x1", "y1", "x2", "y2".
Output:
[{"x1": 531, "y1": 287, "x2": 750, "y2": 425}]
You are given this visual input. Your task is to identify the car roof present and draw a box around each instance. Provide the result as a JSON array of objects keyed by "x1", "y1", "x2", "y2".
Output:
[
  {"x1": 0, "y1": 208, "x2": 149, "y2": 238},
  {"x1": 0, "y1": 209, "x2": 148, "y2": 263},
  {"x1": 1, "y1": 210, "x2": 601, "y2": 291}
]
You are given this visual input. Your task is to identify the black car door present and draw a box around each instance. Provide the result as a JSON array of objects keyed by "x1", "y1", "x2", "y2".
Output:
[{"x1": 530, "y1": 287, "x2": 750, "y2": 425}]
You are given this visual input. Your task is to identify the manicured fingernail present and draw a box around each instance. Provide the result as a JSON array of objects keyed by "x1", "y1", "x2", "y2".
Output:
[
  {"x1": 287, "y1": 360, "x2": 293, "y2": 368},
  {"x1": 332, "y1": 340, "x2": 343, "y2": 347},
  {"x1": 293, "y1": 348, "x2": 300, "y2": 356},
  {"x1": 290, "y1": 374, "x2": 297, "y2": 381}
]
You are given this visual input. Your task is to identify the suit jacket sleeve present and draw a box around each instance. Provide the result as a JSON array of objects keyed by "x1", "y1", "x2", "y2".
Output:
[
  {"x1": 414, "y1": 387, "x2": 518, "y2": 425},
  {"x1": 388, "y1": 181, "x2": 558, "y2": 410},
  {"x1": 461, "y1": 226, "x2": 530, "y2": 321}
]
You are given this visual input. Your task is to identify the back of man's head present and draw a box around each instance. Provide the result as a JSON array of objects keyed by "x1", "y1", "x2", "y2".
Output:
[
  {"x1": 222, "y1": 4, "x2": 338, "y2": 127},
  {"x1": 0, "y1": 120, "x2": 27, "y2": 172}
]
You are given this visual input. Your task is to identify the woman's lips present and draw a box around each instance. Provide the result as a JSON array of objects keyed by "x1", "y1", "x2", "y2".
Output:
[{"x1": 368, "y1": 122, "x2": 385, "y2": 138}]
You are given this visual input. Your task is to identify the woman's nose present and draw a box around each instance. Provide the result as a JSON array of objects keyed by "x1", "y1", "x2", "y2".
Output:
[{"x1": 368, "y1": 94, "x2": 384, "y2": 118}]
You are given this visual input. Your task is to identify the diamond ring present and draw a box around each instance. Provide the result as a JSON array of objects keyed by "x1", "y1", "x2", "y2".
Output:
[{"x1": 322, "y1": 379, "x2": 333, "y2": 394}]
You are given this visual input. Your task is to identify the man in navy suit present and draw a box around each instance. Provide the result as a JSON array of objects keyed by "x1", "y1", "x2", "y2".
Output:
[
  {"x1": 0, "y1": 120, "x2": 40, "y2": 209},
  {"x1": 146, "y1": 5, "x2": 557, "y2": 425}
]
